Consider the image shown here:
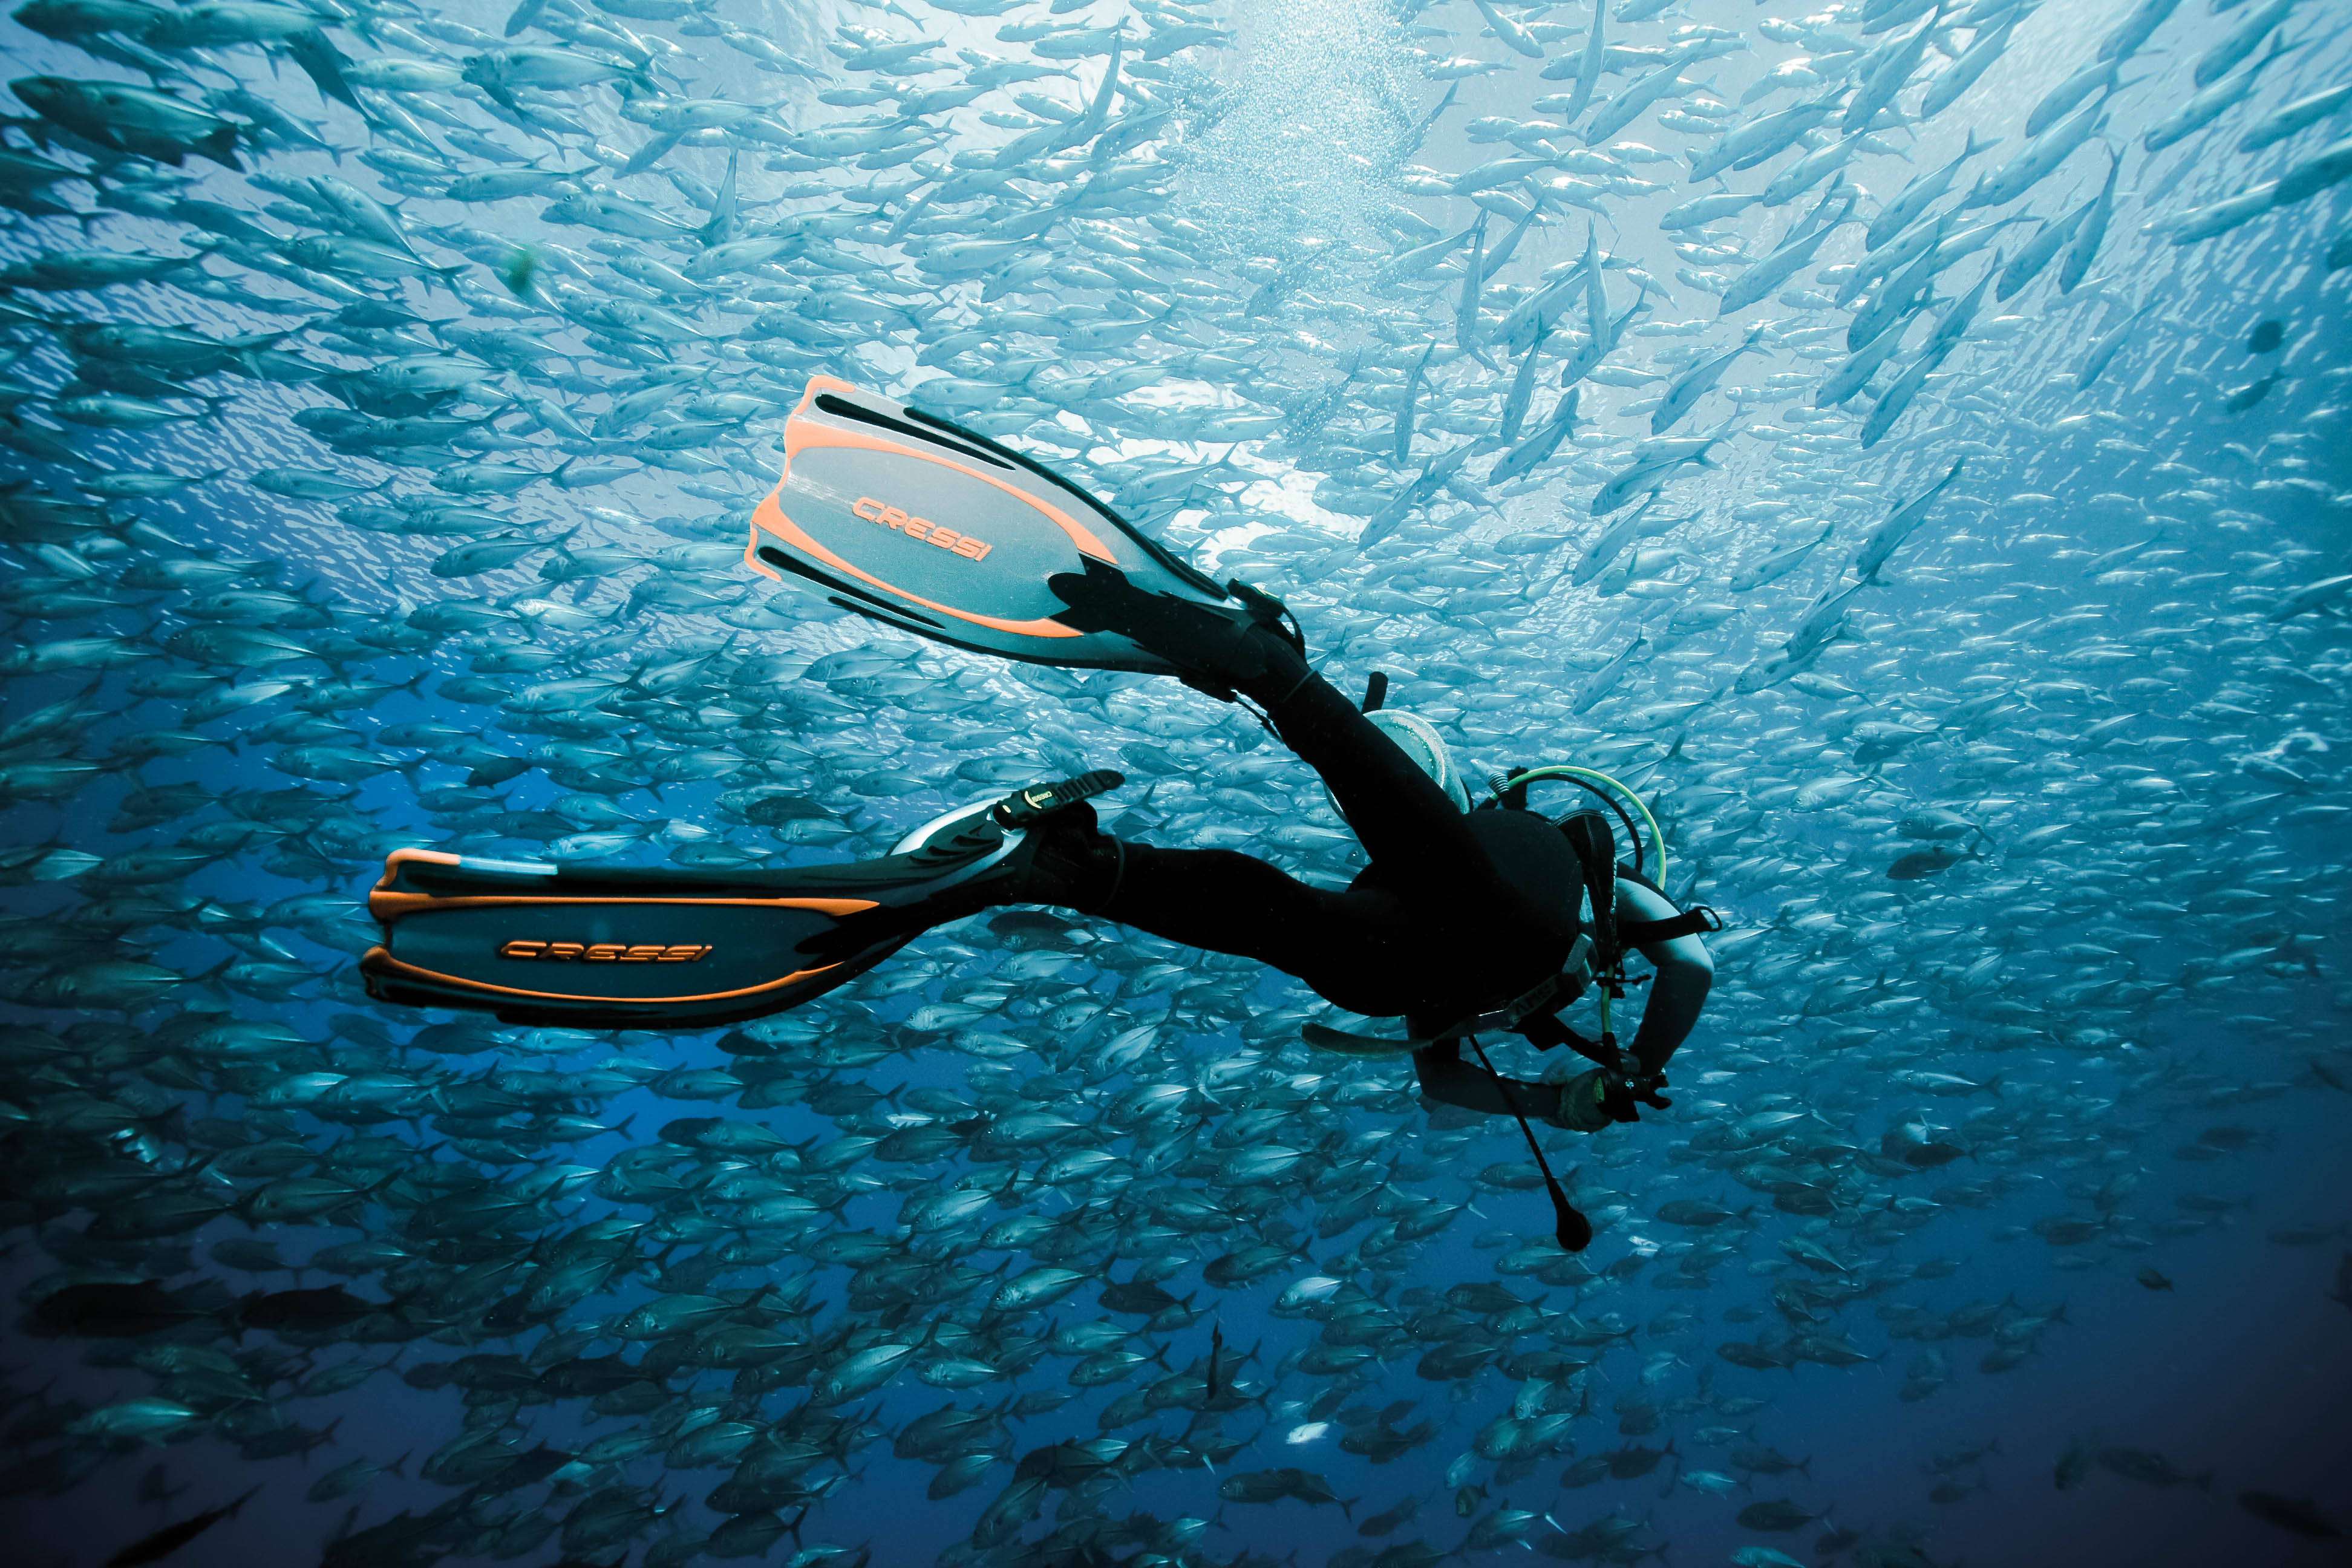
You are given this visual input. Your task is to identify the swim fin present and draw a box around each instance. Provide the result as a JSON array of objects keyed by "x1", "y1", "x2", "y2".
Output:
[
  {"x1": 742, "y1": 375, "x2": 1252, "y2": 672},
  {"x1": 359, "y1": 771, "x2": 1123, "y2": 1030}
]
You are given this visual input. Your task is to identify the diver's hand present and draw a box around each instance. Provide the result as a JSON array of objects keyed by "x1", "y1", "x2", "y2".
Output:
[
  {"x1": 1595, "y1": 1070, "x2": 1671, "y2": 1124},
  {"x1": 1549, "y1": 1068, "x2": 1671, "y2": 1131},
  {"x1": 1546, "y1": 1069, "x2": 1615, "y2": 1133}
]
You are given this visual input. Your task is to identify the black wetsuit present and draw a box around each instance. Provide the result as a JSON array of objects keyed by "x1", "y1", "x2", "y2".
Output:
[{"x1": 1086, "y1": 664, "x2": 1584, "y2": 1031}]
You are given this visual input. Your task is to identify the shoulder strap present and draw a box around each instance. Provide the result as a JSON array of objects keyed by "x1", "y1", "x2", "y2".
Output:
[{"x1": 1555, "y1": 809, "x2": 1616, "y2": 955}]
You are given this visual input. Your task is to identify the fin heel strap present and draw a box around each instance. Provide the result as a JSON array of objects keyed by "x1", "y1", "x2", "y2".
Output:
[{"x1": 993, "y1": 769, "x2": 1124, "y2": 829}]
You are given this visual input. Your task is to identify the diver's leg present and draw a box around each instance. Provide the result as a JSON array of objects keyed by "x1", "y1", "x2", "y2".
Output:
[
  {"x1": 1048, "y1": 559, "x2": 1511, "y2": 895},
  {"x1": 1050, "y1": 561, "x2": 1493, "y2": 884},
  {"x1": 1414, "y1": 1042, "x2": 1560, "y2": 1118},
  {"x1": 909, "y1": 778, "x2": 1439, "y2": 982},
  {"x1": 929, "y1": 799, "x2": 1409, "y2": 1007},
  {"x1": 1413, "y1": 1044, "x2": 1613, "y2": 1132},
  {"x1": 1242, "y1": 659, "x2": 1496, "y2": 888},
  {"x1": 1090, "y1": 843, "x2": 1425, "y2": 1019}
]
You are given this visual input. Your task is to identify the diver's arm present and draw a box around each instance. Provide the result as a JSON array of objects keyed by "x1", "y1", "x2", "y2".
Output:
[
  {"x1": 1412, "y1": 880, "x2": 1710, "y2": 1122},
  {"x1": 1413, "y1": 1042, "x2": 1555, "y2": 1119},
  {"x1": 1618, "y1": 877, "x2": 1713, "y2": 1079}
]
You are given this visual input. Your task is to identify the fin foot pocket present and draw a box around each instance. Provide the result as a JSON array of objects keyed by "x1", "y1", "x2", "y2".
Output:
[
  {"x1": 1047, "y1": 558, "x2": 1295, "y2": 698},
  {"x1": 1224, "y1": 577, "x2": 1306, "y2": 661}
]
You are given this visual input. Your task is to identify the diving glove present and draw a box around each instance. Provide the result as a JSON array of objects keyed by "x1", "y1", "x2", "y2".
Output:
[
  {"x1": 1550, "y1": 1067, "x2": 1672, "y2": 1132},
  {"x1": 1549, "y1": 1069, "x2": 1615, "y2": 1134}
]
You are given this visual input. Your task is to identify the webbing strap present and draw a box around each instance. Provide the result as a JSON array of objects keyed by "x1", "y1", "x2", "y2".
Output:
[
  {"x1": 1617, "y1": 905, "x2": 1724, "y2": 946},
  {"x1": 1558, "y1": 812, "x2": 1618, "y2": 956},
  {"x1": 1518, "y1": 1010, "x2": 1624, "y2": 1074}
]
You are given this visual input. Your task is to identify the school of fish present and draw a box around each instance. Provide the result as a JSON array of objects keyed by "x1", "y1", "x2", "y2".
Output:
[{"x1": 1, "y1": 0, "x2": 2348, "y2": 1563}]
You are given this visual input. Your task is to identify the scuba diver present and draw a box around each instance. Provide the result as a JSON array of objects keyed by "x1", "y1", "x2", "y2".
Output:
[{"x1": 362, "y1": 377, "x2": 1717, "y2": 1247}]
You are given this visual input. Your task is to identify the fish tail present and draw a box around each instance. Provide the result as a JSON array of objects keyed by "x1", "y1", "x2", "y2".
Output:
[{"x1": 200, "y1": 125, "x2": 243, "y2": 171}]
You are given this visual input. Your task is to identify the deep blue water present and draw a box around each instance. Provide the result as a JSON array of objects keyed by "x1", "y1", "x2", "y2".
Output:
[{"x1": 2, "y1": 0, "x2": 2351, "y2": 1566}]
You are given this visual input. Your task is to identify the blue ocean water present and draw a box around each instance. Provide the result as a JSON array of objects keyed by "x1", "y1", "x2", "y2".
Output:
[{"x1": 1, "y1": 1, "x2": 2350, "y2": 1566}]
